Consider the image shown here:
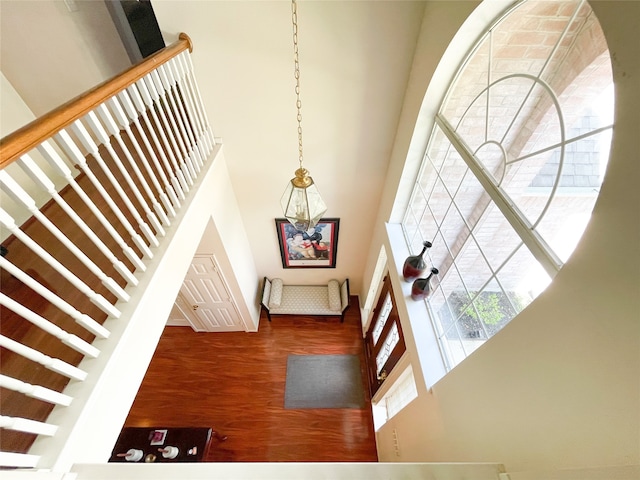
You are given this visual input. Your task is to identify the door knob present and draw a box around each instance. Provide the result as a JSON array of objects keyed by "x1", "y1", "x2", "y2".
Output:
[
  {"x1": 192, "y1": 305, "x2": 199, "y2": 310},
  {"x1": 377, "y1": 370, "x2": 387, "y2": 382}
]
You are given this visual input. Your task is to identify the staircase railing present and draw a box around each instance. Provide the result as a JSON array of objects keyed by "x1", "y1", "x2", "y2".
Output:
[{"x1": 0, "y1": 33, "x2": 217, "y2": 472}]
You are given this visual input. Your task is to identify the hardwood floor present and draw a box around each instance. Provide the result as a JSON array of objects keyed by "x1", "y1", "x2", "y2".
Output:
[
  {"x1": 124, "y1": 305, "x2": 379, "y2": 462},
  {"x1": 0, "y1": 120, "x2": 378, "y2": 461}
]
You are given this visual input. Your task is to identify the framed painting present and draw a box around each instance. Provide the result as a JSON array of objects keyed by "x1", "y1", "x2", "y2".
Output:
[{"x1": 275, "y1": 218, "x2": 339, "y2": 268}]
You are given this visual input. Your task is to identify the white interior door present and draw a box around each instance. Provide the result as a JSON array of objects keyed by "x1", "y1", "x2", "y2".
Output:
[
  {"x1": 166, "y1": 295, "x2": 207, "y2": 331},
  {"x1": 179, "y1": 255, "x2": 245, "y2": 332}
]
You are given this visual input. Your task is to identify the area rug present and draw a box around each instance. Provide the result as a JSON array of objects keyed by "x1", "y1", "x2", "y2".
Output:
[{"x1": 284, "y1": 354, "x2": 365, "y2": 409}]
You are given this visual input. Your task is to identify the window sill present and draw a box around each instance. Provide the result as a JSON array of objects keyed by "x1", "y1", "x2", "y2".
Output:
[{"x1": 385, "y1": 223, "x2": 448, "y2": 390}]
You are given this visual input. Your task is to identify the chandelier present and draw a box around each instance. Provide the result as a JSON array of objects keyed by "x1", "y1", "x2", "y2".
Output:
[{"x1": 280, "y1": 0, "x2": 327, "y2": 232}]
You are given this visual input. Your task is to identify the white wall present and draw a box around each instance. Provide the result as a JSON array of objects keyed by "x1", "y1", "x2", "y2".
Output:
[
  {"x1": 372, "y1": 0, "x2": 640, "y2": 475},
  {"x1": 151, "y1": 1, "x2": 425, "y2": 295},
  {"x1": 0, "y1": 0, "x2": 130, "y2": 239},
  {"x1": 1, "y1": 1, "x2": 427, "y2": 297},
  {"x1": 0, "y1": 72, "x2": 36, "y2": 135},
  {"x1": 0, "y1": 0, "x2": 130, "y2": 117},
  {"x1": 1, "y1": 72, "x2": 37, "y2": 239},
  {"x1": 195, "y1": 150, "x2": 261, "y2": 330},
  {"x1": 0, "y1": 72, "x2": 70, "y2": 239}
]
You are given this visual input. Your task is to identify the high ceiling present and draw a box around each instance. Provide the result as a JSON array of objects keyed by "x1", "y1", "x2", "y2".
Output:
[
  {"x1": 0, "y1": 0, "x2": 426, "y2": 291},
  {"x1": 151, "y1": 1, "x2": 425, "y2": 288}
]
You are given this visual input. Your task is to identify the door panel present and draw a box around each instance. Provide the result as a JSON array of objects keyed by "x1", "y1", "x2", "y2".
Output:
[
  {"x1": 179, "y1": 255, "x2": 244, "y2": 332},
  {"x1": 167, "y1": 294, "x2": 206, "y2": 331},
  {"x1": 364, "y1": 275, "x2": 406, "y2": 397}
]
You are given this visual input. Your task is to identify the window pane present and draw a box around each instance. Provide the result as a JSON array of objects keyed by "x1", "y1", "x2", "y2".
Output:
[
  {"x1": 474, "y1": 202, "x2": 523, "y2": 272},
  {"x1": 503, "y1": 147, "x2": 562, "y2": 227},
  {"x1": 440, "y1": 148, "x2": 467, "y2": 195},
  {"x1": 533, "y1": 120, "x2": 613, "y2": 262},
  {"x1": 428, "y1": 231, "x2": 453, "y2": 280},
  {"x1": 440, "y1": 206, "x2": 470, "y2": 259},
  {"x1": 440, "y1": 324, "x2": 467, "y2": 368},
  {"x1": 453, "y1": 164, "x2": 491, "y2": 228},
  {"x1": 401, "y1": 0, "x2": 612, "y2": 371},
  {"x1": 407, "y1": 187, "x2": 432, "y2": 251},
  {"x1": 439, "y1": 266, "x2": 470, "y2": 317},
  {"x1": 418, "y1": 154, "x2": 440, "y2": 194},
  {"x1": 441, "y1": 33, "x2": 491, "y2": 127},
  {"x1": 456, "y1": 236, "x2": 494, "y2": 293},
  {"x1": 376, "y1": 322, "x2": 399, "y2": 372},
  {"x1": 372, "y1": 292, "x2": 393, "y2": 344},
  {"x1": 429, "y1": 177, "x2": 452, "y2": 227},
  {"x1": 427, "y1": 286, "x2": 449, "y2": 337},
  {"x1": 497, "y1": 243, "x2": 550, "y2": 300},
  {"x1": 478, "y1": 278, "x2": 517, "y2": 336},
  {"x1": 455, "y1": 317, "x2": 487, "y2": 356}
]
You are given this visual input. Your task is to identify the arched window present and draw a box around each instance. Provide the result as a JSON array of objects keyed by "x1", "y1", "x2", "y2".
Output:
[{"x1": 401, "y1": 0, "x2": 613, "y2": 370}]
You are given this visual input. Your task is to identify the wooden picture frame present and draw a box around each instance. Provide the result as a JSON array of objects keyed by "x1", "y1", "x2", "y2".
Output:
[{"x1": 275, "y1": 218, "x2": 339, "y2": 268}]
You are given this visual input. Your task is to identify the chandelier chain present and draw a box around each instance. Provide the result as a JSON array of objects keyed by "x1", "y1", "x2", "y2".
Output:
[{"x1": 292, "y1": 0, "x2": 304, "y2": 169}]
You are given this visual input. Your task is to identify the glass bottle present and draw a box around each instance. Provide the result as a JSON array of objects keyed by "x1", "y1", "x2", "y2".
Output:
[
  {"x1": 411, "y1": 267, "x2": 439, "y2": 301},
  {"x1": 402, "y1": 240, "x2": 432, "y2": 282}
]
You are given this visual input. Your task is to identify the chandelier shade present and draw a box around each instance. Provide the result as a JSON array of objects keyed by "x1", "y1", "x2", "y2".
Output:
[
  {"x1": 280, "y1": 0, "x2": 326, "y2": 232},
  {"x1": 281, "y1": 168, "x2": 327, "y2": 232}
]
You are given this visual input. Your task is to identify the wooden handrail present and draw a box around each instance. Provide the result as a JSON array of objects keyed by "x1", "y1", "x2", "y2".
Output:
[{"x1": 0, "y1": 33, "x2": 194, "y2": 169}]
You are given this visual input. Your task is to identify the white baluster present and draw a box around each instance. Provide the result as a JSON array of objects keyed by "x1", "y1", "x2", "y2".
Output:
[
  {"x1": 17, "y1": 154, "x2": 138, "y2": 288},
  {"x1": 0, "y1": 415, "x2": 58, "y2": 437},
  {"x1": 0, "y1": 293, "x2": 99, "y2": 358},
  {"x1": 152, "y1": 68, "x2": 198, "y2": 179},
  {"x1": 171, "y1": 56, "x2": 211, "y2": 157},
  {"x1": 114, "y1": 90, "x2": 177, "y2": 218},
  {"x1": 0, "y1": 171, "x2": 130, "y2": 303},
  {"x1": 0, "y1": 256, "x2": 109, "y2": 339},
  {"x1": 90, "y1": 105, "x2": 167, "y2": 234},
  {"x1": 177, "y1": 52, "x2": 213, "y2": 154},
  {"x1": 145, "y1": 72, "x2": 195, "y2": 185},
  {"x1": 128, "y1": 83, "x2": 183, "y2": 206},
  {"x1": 0, "y1": 374, "x2": 72, "y2": 406},
  {"x1": 37, "y1": 140, "x2": 146, "y2": 272},
  {"x1": 0, "y1": 209, "x2": 120, "y2": 320},
  {"x1": 181, "y1": 51, "x2": 216, "y2": 148},
  {"x1": 54, "y1": 129, "x2": 154, "y2": 259},
  {"x1": 72, "y1": 117, "x2": 159, "y2": 248},
  {"x1": 160, "y1": 63, "x2": 202, "y2": 171},
  {"x1": 0, "y1": 452, "x2": 40, "y2": 468},
  {"x1": 136, "y1": 77, "x2": 189, "y2": 196},
  {"x1": 0, "y1": 335, "x2": 87, "y2": 381}
]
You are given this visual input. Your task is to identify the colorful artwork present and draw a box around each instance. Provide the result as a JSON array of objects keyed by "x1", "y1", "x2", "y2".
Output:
[{"x1": 275, "y1": 218, "x2": 339, "y2": 268}]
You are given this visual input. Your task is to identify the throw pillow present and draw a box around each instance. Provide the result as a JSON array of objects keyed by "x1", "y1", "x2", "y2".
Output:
[
  {"x1": 269, "y1": 278, "x2": 283, "y2": 308},
  {"x1": 328, "y1": 279, "x2": 341, "y2": 311}
]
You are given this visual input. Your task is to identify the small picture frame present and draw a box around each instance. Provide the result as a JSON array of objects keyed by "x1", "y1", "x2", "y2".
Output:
[
  {"x1": 275, "y1": 218, "x2": 340, "y2": 268},
  {"x1": 149, "y1": 429, "x2": 167, "y2": 445}
]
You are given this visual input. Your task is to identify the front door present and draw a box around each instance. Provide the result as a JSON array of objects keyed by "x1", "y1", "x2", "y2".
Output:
[
  {"x1": 180, "y1": 255, "x2": 244, "y2": 332},
  {"x1": 364, "y1": 274, "x2": 406, "y2": 397}
]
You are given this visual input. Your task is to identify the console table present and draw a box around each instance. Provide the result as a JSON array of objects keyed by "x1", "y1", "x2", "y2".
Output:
[{"x1": 108, "y1": 427, "x2": 224, "y2": 463}]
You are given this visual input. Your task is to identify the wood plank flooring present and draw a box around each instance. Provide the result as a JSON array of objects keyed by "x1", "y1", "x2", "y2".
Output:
[{"x1": 124, "y1": 305, "x2": 379, "y2": 462}]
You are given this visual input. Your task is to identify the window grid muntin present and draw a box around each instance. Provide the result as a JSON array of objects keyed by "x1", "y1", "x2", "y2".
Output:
[
  {"x1": 372, "y1": 292, "x2": 393, "y2": 345},
  {"x1": 437, "y1": 113, "x2": 564, "y2": 277},
  {"x1": 376, "y1": 322, "x2": 399, "y2": 372},
  {"x1": 403, "y1": 0, "x2": 614, "y2": 371}
]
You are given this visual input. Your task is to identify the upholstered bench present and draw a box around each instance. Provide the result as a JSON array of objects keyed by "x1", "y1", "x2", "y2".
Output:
[{"x1": 260, "y1": 277, "x2": 350, "y2": 322}]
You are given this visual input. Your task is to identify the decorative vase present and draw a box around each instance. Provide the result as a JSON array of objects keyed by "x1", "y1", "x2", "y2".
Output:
[
  {"x1": 402, "y1": 240, "x2": 432, "y2": 282},
  {"x1": 411, "y1": 267, "x2": 439, "y2": 301}
]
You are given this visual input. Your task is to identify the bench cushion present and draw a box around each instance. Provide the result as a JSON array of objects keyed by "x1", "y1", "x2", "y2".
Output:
[
  {"x1": 269, "y1": 278, "x2": 283, "y2": 308},
  {"x1": 328, "y1": 279, "x2": 341, "y2": 311},
  {"x1": 261, "y1": 278, "x2": 349, "y2": 317},
  {"x1": 268, "y1": 285, "x2": 333, "y2": 315}
]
